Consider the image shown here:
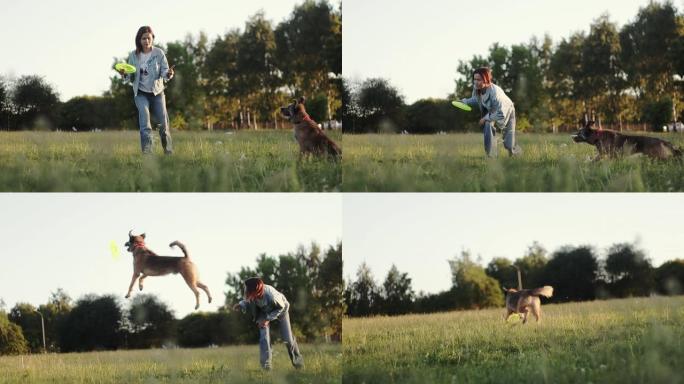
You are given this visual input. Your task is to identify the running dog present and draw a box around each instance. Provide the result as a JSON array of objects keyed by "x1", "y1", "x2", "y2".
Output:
[
  {"x1": 124, "y1": 230, "x2": 212, "y2": 310},
  {"x1": 280, "y1": 97, "x2": 341, "y2": 159},
  {"x1": 504, "y1": 286, "x2": 553, "y2": 324},
  {"x1": 572, "y1": 120, "x2": 681, "y2": 160}
]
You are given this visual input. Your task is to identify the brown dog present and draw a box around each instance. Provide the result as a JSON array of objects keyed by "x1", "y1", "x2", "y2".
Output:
[
  {"x1": 124, "y1": 230, "x2": 212, "y2": 310},
  {"x1": 572, "y1": 120, "x2": 681, "y2": 160},
  {"x1": 280, "y1": 97, "x2": 341, "y2": 158},
  {"x1": 504, "y1": 286, "x2": 553, "y2": 324}
]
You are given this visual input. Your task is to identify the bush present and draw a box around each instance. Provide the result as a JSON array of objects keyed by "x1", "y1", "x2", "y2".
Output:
[{"x1": 0, "y1": 314, "x2": 28, "y2": 355}]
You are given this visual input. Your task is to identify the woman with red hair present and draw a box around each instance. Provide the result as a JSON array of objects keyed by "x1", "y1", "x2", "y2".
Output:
[
  {"x1": 461, "y1": 67, "x2": 521, "y2": 157},
  {"x1": 232, "y1": 277, "x2": 304, "y2": 370}
]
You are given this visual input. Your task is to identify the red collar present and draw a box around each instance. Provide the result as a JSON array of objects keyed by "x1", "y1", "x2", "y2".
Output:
[
  {"x1": 301, "y1": 113, "x2": 313, "y2": 123},
  {"x1": 132, "y1": 241, "x2": 146, "y2": 250}
]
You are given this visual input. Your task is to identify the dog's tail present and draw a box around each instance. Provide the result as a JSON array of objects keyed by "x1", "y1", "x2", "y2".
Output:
[
  {"x1": 325, "y1": 136, "x2": 342, "y2": 159},
  {"x1": 169, "y1": 241, "x2": 190, "y2": 258},
  {"x1": 531, "y1": 286, "x2": 553, "y2": 298}
]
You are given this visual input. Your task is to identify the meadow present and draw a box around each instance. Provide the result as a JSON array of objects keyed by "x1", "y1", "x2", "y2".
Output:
[
  {"x1": 342, "y1": 133, "x2": 684, "y2": 191},
  {"x1": 0, "y1": 343, "x2": 340, "y2": 384},
  {"x1": 0, "y1": 130, "x2": 341, "y2": 192},
  {"x1": 343, "y1": 296, "x2": 684, "y2": 384}
]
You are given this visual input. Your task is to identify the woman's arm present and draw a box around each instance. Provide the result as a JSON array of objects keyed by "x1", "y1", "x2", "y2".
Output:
[
  {"x1": 160, "y1": 50, "x2": 173, "y2": 81},
  {"x1": 264, "y1": 291, "x2": 287, "y2": 321},
  {"x1": 460, "y1": 87, "x2": 478, "y2": 107},
  {"x1": 483, "y1": 90, "x2": 506, "y2": 123}
]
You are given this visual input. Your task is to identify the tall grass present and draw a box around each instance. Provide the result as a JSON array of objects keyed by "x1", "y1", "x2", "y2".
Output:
[
  {"x1": 0, "y1": 343, "x2": 341, "y2": 384},
  {"x1": 343, "y1": 296, "x2": 684, "y2": 383},
  {"x1": 0, "y1": 130, "x2": 341, "y2": 192},
  {"x1": 342, "y1": 133, "x2": 684, "y2": 191}
]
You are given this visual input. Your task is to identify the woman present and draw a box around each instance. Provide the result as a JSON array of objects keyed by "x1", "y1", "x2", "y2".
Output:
[
  {"x1": 118, "y1": 26, "x2": 174, "y2": 154},
  {"x1": 232, "y1": 277, "x2": 304, "y2": 370},
  {"x1": 461, "y1": 67, "x2": 521, "y2": 157}
]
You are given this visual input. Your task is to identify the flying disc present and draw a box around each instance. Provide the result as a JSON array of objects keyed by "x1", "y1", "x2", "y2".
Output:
[
  {"x1": 114, "y1": 62, "x2": 136, "y2": 74},
  {"x1": 451, "y1": 100, "x2": 472, "y2": 111},
  {"x1": 109, "y1": 240, "x2": 121, "y2": 261}
]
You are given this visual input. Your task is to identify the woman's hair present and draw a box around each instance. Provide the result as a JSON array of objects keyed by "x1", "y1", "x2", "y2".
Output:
[
  {"x1": 473, "y1": 67, "x2": 493, "y2": 88},
  {"x1": 244, "y1": 277, "x2": 265, "y2": 300},
  {"x1": 135, "y1": 26, "x2": 155, "y2": 55}
]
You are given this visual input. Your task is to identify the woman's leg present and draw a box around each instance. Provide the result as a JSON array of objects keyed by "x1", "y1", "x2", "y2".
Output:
[
  {"x1": 503, "y1": 110, "x2": 521, "y2": 156},
  {"x1": 259, "y1": 323, "x2": 272, "y2": 370},
  {"x1": 150, "y1": 92, "x2": 173, "y2": 154},
  {"x1": 278, "y1": 309, "x2": 304, "y2": 368},
  {"x1": 134, "y1": 93, "x2": 153, "y2": 153},
  {"x1": 483, "y1": 121, "x2": 497, "y2": 157}
]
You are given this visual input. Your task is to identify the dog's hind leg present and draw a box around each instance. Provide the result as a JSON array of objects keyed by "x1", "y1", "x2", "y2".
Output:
[
  {"x1": 125, "y1": 273, "x2": 140, "y2": 299},
  {"x1": 531, "y1": 301, "x2": 542, "y2": 323},
  {"x1": 182, "y1": 274, "x2": 201, "y2": 310},
  {"x1": 197, "y1": 281, "x2": 212, "y2": 304}
]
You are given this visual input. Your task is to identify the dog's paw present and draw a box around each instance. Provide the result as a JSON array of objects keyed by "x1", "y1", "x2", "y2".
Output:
[
  {"x1": 195, "y1": 304, "x2": 200, "y2": 310},
  {"x1": 125, "y1": 294, "x2": 130, "y2": 299},
  {"x1": 139, "y1": 285, "x2": 143, "y2": 291},
  {"x1": 208, "y1": 297, "x2": 212, "y2": 303}
]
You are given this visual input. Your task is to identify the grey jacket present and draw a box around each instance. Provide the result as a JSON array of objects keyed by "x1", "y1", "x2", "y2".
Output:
[
  {"x1": 238, "y1": 284, "x2": 289, "y2": 322},
  {"x1": 123, "y1": 46, "x2": 172, "y2": 97},
  {"x1": 462, "y1": 83, "x2": 515, "y2": 128}
]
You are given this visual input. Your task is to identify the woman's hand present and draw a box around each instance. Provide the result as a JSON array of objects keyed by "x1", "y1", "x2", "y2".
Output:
[
  {"x1": 479, "y1": 117, "x2": 487, "y2": 126},
  {"x1": 117, "y1": 69, "x2": 126, "y2": 78},
  {"x1": 257, "y1": 319, "x2": 270, "y2": 328},
  {"x1": 232, "y1": 303, "x2": 241, "y2": 311},
  {"x1": 167, "y1": 65, "x2": 175, "y2": 79}
]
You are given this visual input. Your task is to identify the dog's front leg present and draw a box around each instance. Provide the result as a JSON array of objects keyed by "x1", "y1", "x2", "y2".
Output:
[{"x1": 125, "y1": 272, "x2": 140, "y2": 299}]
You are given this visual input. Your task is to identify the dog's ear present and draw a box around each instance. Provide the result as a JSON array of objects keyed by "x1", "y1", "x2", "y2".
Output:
[
  {"x1": 141, "y1": 233, "x2": 146, "y2": 239},
  {"x1": 298, "y1": 96, "x2": 305, "y2": 104}
]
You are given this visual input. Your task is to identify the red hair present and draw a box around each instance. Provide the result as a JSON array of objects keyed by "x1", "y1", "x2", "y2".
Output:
[
  {"x1": 245, "y1": 277, "x2": 264, "y2": 300},
  {"x1": 473, "y1": 67, "x2": 493, "y2": 92}
]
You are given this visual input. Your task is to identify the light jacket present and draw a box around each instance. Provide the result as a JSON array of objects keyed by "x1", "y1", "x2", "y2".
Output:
[
  {"x1": 123, "y1": 46, "x2": 172, "y2": 97},
  {"x1": 462, "y1": 83, "x2": 515, "y2": 128},
  {"x1": 238, "y1": 284, "x2": 289, "y2": 322}
]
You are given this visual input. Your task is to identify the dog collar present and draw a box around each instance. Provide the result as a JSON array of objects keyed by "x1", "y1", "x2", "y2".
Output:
[
  {"x1": 301, "y1": 113, "x2": 313, "y2": 123},
  {"x1": 132, "y1": 242, "x2": 146, "y2": 250}
]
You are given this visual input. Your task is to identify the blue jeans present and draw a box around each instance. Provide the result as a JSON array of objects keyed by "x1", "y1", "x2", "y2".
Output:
[
  {"x1": 258, "y1": 306, "x2": 303, "y2": 370},
  {"x1": 483, "y1": 109, "x2": 521, "y2": 157},
  {"x1": 134, "y1": 91, "x2": 172, "y2": 154}
]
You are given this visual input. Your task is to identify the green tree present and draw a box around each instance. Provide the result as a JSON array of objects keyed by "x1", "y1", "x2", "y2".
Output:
[
  {"x1": 514, "y1": 241, "x2": 548, "y2": 288},
  {"x1": 345, "y1": 262, "x2": 381, "y2": 316},
  {"x1": 543, "y1": 246, "x2": 599, "y2": 302},
  {"x1": 0, "y1": 312, "x2": 28, "y2": 356},
  {"x1": 485, "y1": 257, "x2": 516, "y2": 289},
  {"x1": 655, "y1": 259, "x2": 684, "y2": 295},
  {"x1": 126, "y1": 294, "x2": 176, "y2": 349},
  {"x1": 380, "y1": 265, "x2": 415, "y2": 316},
  {"x1": 605, "y1": 243, "x2": 654, "y2": 297},
  {"x1": 11, "y1": 75, "x2": 60, "y2": 129},
  {"x1": 356, "y1": 78, "x2": 406, "y2": 133},
  {"x1": 38, "y1": 289, "x2": 72, "y2": 352},
  {"x1": 59, "y1": 294, "x2": 124, "y2": 352},
  {"x1": 448, "y1": 250, "x2": 504, "y2": 309},
  {"x1": 8, "y1": 303, "x2": 44, "y2": 353}
]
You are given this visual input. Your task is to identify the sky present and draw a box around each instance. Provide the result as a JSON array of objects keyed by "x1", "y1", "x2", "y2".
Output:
[
  {"x1": 0, "y1": 0, "x2": 339, "y2": 101},
  {"x1": 343, "y1": 0, "x2": 671, "y2": 104},
  {"x1": 0, "y1": 193, "x2": 342, "y2": 318},
  {"x1": 344, "y1": 193, "x2": 684, "y2": 295}
]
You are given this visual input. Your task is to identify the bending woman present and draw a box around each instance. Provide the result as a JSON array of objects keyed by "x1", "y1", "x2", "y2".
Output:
[
  {"x1": 461, "y1": 67, "x2": 521, "y2": 157},
  {"x1": 118, "y1": 26, "x2": 174, "y2": 154}
]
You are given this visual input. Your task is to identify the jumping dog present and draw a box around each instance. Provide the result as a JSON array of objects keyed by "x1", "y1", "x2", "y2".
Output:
[{"x1": 124, "y1": 230, "x2": 212, "y2": 310}]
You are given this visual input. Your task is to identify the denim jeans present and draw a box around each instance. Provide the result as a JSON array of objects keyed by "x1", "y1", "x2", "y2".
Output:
[
  {"x1": 258, "y1": 306, "x2": 304, "y2": 370},
  {"x1": 134, "y1": 91, "x2": 172, "y2": 154},
  {"x1": 483, "y1": 109, "x2": 521, "y2": 157}
]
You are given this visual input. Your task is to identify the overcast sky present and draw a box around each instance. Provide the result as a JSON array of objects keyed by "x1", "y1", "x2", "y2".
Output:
[
  {"x1": 0, "y1": 193, "x2": 341, "y2": 318},
  {"x1": 0, "y1": 0, "x2": 339, "y2": 101},
  {"x1": 344, "y1": 193, "x2": 684, "y2": 294},
  {"x1": 343, "y1": 0, "x2": 669, "y2": 103}
]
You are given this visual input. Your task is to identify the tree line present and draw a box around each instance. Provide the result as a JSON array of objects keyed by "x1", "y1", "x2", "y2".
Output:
[
  {"x1": 0, "y1": 242, "x2": 342, "y2": 355},
  {"x1": 343, "y1": 1, "x2": 684, "y2": 133},
  {"x1": 345, "y1": 241, "x2": 684, "y2": 317},
  {"x1": 0, "y1": 0, "x2": 341, "y2": 131}
]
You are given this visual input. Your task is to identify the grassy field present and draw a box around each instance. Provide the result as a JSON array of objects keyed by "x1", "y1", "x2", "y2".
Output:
[
  {"x1": 343, "y1": 133, "x2": 684, "y2": 191},
  {"x1": 0, "y1": 130, "x2": 341, "y2": 192},
  {"x1": 0, "y1": 343, "x2": 340, "y2": 384},
  {"x1": 343, "y1": 296, "x2": 684, "y2": 384}
]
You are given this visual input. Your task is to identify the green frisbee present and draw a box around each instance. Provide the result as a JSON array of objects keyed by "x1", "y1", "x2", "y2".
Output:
[
  {"x1": 451, "y1": 100, "x2": 472, "y2": 111},
  {"x1": 114, "y1": 62, "x2": 136, "y2": 74}
]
